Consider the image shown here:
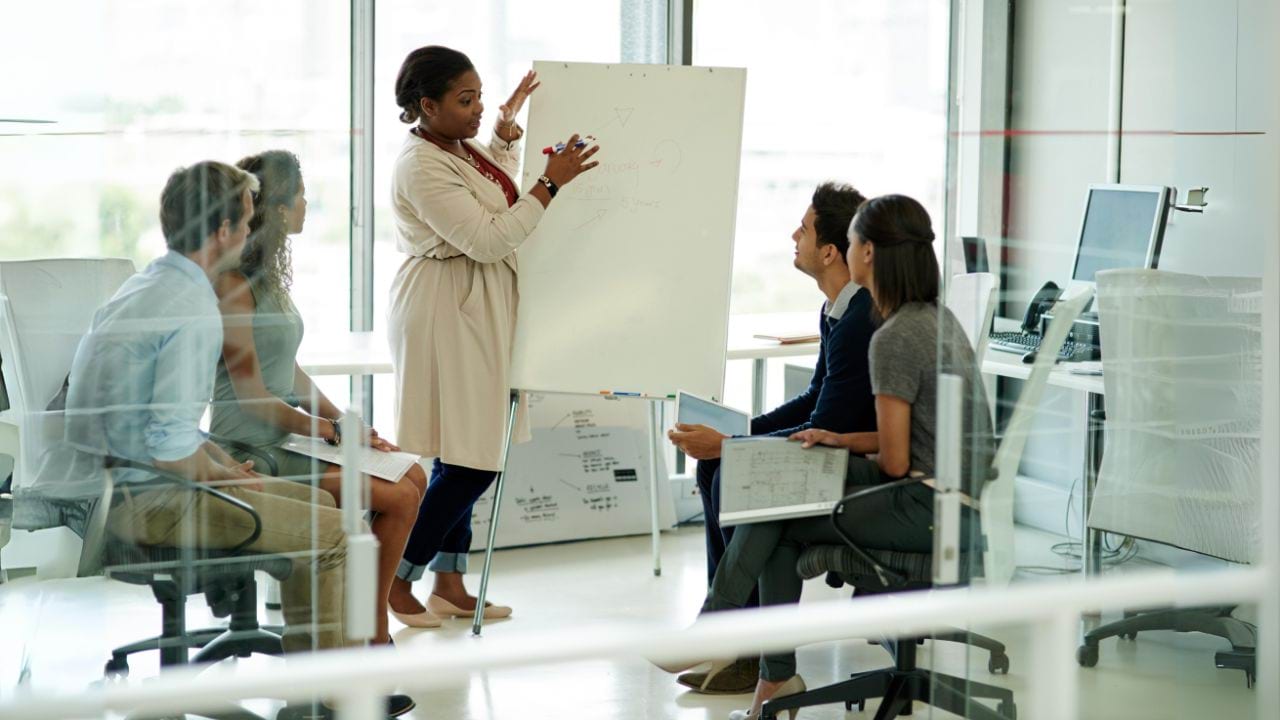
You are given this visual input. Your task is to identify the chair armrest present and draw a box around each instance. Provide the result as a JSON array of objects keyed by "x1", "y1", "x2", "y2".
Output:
[
  {"x1": 101, "y1": 455, "x2": 263, "y2": 553},
  {"x1": 206, "y1": 432, "x2": 280, "y2": 476}
]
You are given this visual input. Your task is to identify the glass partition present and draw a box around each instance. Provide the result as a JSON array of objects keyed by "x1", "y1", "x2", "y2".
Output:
[{"x1": 935, "y1": 0, "x2": 1276, "y2": 717}]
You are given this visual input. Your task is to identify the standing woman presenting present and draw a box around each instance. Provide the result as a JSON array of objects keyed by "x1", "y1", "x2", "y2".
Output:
[{"x1": 386, "y1": 45, "x2": 599, "y2": 626}]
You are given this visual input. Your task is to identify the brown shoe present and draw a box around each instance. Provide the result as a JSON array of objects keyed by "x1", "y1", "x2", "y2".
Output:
[{"x1": 676, "y1": 657, "x2": 757, "y2": 695}]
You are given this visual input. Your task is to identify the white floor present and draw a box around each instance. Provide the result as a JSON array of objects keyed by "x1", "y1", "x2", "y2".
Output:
[{"x1": 0, "y1": 525, "x2": 1258, "y2": 719}]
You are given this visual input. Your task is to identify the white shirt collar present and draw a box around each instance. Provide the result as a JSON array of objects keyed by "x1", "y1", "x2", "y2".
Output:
[{"x1": 824, "y1": 280, "x2": 861, "y2": 321}]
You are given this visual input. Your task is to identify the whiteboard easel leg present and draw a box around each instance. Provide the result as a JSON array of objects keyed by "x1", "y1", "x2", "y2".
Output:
[
  {"x1": 648, "y1": 400, "x2": 662, "y2": 577},
  {"x1": 473, "y1": 391, "x2": 520, "y2": 637}
]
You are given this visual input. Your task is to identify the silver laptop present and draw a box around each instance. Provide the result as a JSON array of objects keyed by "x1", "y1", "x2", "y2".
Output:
[
  {"x1": 675, "y1": 390, "x2": 750, "y2": 436},
  {"x1": 718, "y1": 437, "x2": 849, "y2": 527}
]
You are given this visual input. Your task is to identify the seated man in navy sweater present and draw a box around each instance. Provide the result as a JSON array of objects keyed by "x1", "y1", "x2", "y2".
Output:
[{"x1": 668, "y1": 182, "x2": 877, "y2": 693}]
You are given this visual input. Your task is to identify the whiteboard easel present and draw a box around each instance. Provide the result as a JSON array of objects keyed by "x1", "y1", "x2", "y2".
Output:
[
  {"x1": 472, "y1": 61, "x2": 745, "y2": 635},
  {"x1": 471, "y1": 392, "x2": 669, "y2": 636}
]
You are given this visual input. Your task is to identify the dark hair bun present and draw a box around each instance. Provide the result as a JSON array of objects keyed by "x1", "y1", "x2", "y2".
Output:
[{"x1": 395, "y1": 46, "x2": 475, "y2": 125}]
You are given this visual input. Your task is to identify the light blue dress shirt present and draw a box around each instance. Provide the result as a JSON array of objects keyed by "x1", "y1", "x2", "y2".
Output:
[{"x1": 40, "y1": 251, "x2": 223, "y2": 494}]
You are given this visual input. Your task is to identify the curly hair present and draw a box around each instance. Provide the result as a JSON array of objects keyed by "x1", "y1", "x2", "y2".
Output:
[{"x1": 234, "y1": 150, "x2": 301, "y2": 302}]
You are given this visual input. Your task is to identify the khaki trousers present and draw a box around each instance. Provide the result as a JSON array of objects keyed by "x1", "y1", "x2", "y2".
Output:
[{"x1": 106, "y1": 478, "x2": 352, "y2": 652}]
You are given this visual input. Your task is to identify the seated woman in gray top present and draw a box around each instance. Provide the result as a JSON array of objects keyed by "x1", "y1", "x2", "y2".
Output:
[
  {"x1": 212, "y1": 150, "x2": 428, "y2": 646},
  {"x1": 656, "y1": 194, "x2": 995, "y2": 720}
]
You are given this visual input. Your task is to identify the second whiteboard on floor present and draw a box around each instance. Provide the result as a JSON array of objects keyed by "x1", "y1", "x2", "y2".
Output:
[{"x1": 510, "y1": 61, "x2": 746, "y2": 400}]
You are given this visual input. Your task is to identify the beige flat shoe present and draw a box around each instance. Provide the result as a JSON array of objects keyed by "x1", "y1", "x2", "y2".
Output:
[
  {"x1": 427, "y1": 593, "x2": 513, "y2": 619},
  {"x1": 390, "y1": 607, "x2": 443, "y2": 629},
  {"x1": 729, "y1": 675, "x2": 807, "y2": 720}
]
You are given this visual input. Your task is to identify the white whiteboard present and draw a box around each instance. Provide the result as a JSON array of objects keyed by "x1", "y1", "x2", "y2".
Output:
[
  {"x1": 470, "y1": 392, "x2": 676, "y2": 551},
  {"x1": 511, "y1": 61, "x2": 746, "y2": 399}
]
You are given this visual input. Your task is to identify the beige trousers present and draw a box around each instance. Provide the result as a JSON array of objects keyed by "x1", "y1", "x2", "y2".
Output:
[{"x1": 106, "y1": 478, "x2": 352, "y2": 653}]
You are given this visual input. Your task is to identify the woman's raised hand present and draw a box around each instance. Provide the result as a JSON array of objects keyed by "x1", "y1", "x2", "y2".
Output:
[
  {"x1": 543, "y1": 134, "x2": 601, "y2": 188},
  {"x1": 496, "y1": 70, "x2": 540, "y2": 142}
]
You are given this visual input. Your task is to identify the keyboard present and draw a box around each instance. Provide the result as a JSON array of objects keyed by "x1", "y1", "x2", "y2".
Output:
[{"x1": 988, "y1": 330, "x2": 1081, "y2": 361}]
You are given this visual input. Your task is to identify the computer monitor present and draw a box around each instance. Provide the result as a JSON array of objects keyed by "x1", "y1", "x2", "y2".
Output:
[
  {"x1": 1066, "y1": 184, "x2": 1172, "y2": 299},
  {"x1": 961, "y1": 236, "x2": 990, "y2": 274}
]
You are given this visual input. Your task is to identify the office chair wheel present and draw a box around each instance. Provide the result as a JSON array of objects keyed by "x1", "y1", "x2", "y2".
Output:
[
  {"x1": 1121, "y1": 631, "x2": 1138, "y2": 641},
  {"x1": 998, "y1": 700, "x2": 1017, "y2": 719},
  {"x1": 988, "y1": 651, "x2": 1010, "y2": 674},
  {"x1": 846, "y1": 699, "x2": 866, "y2": 712},
  {"x1": 104, "y1": 657, "x2": 130, "y2": 678},
  {"x1": 1076, "y1": 644, "x2": 1099, "y2": 668}
]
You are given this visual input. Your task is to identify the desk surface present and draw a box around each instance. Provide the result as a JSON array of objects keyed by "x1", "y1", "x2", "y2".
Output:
[
  {"x1": 982, "y1": 348, "x2": 1105, "y2": 395},
  {"x1": 298, "y1": 312, "x2": 822, "y2": 377},
  {"x1": 298, "y1": 330, "x2": 393, "y2": 376}
]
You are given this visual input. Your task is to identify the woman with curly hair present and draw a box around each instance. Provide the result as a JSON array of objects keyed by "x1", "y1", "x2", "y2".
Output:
[{"x1": 211, "y1": 150, "x2": 428, "y2": 646}]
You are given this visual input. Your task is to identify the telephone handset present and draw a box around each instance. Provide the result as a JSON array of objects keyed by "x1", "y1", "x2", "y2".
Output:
[{"x1": 1022, "y1": 281, "x2": 1063, "y2": 333}]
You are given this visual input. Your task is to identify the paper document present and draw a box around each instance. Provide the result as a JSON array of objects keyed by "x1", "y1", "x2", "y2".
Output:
[
  {"x1": 718, "y1": 438, "x2": 848, "y2": 526},
  {"x1": 279, "y1": 434, "x2": 419, "y2": 482}
]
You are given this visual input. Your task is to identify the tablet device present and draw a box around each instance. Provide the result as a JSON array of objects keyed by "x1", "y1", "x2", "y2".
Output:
[{"x1": 675, "y1": 390, "x2": 750, "y2": 437}]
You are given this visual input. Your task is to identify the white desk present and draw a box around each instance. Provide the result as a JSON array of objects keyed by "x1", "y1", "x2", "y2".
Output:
[
  {"x1": 981, "y1": 350, "x2": 1104, "y2": 396},
  {"x1": 297, "y1": 330, "x2": 393, "y2": 377},
  {"x1": 297, "y1": 313, "x2": 823, "y2": 415},
  {"x1": 727, "y1": 312, "x2": 820, "y2": 415},
  {"x1": 982, "y1": 343, "x2": 1106, "y2": 575}
]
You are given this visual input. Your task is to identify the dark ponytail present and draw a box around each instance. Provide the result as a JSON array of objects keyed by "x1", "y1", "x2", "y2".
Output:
[{"x1": 395, "y1": 46, "x2": 475, "y2": 124}]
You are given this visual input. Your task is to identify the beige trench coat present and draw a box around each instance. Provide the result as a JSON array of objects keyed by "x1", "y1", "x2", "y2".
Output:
[{"x1": 387, "y1": 130, "x2": 542, "y2": 471}]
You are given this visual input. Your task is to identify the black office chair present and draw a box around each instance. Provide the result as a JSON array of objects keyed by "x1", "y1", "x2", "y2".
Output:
[
  {"x1": 79, "y1": 456, "x2": 291, "y2": 682},
  {"x1": 760, "y1": 481, "x2": 1017, "y2": 720}
]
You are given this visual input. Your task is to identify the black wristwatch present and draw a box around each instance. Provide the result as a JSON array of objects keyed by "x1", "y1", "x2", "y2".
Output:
[
  {"x1": 537, "y1": 174, "x2": 558, "y2": 198},
  {"x1": 324, "y1": 416, "x2": 342, "y2": 446}
]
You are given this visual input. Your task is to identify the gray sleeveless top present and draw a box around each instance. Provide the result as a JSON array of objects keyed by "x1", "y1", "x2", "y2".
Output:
[{"x1": 211, "y1": 280, "x2": 305, "y2": 448}]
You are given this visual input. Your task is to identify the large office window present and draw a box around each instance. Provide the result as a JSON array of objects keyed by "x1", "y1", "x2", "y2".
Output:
[
  {"x1": 1, "y1": 1, "x2": 353, "y2": 357},
  {"x1": 693, "y1": 0, "x2": 950, "y2": 314}
]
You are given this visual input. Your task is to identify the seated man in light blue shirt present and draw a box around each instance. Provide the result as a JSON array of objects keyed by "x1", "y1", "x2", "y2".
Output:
[{"x1": 46, "y1": 162, "x2": 365, "y2": 673}]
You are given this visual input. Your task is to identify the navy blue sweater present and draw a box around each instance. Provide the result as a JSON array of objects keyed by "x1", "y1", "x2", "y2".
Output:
[{"x1": 749, "y1": 287, "x2": 877, "y2": 438}]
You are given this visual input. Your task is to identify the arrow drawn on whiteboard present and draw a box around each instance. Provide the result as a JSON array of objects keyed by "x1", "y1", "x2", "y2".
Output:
[
  {"x1": 551, "y1": 412, "x2": 573, "y2": 430},
  {"x1": 573, "y1": 209, "x2": 608, "y2": 231},
  {"x1": 615, "y1": 107, "x2": 635, "y2": 127},
  {"x1": 557, "y1": 478, "x2": 584, "y2": 492}
]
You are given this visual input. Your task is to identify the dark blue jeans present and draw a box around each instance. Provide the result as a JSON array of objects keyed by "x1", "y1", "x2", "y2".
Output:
[
  {"x1": 696, "y1": 457, "x2": 759, "y2": 608},
  {"x1": 397, "y1": 459, "x2": 496, "y2": 581}
]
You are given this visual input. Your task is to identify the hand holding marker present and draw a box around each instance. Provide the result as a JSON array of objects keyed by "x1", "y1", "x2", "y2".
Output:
[
  {"x1": 539, "y1": 133, "x2": 601, "y2": 195},
  {"x1": 542, "y1": 136, "x2": 595, "y2": 155}
]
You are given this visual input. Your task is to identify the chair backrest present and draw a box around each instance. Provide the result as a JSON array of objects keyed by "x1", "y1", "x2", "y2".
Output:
[
  {"x1": 0, "y1": 258, "x2": 136, "y2": 488},
  {"x1": 978, "y1": 289, "x2": 1094, "y2": 586},
  {"x1": 1088, "y1": 269, "x2": 1261, "y2": 564},
  {"x1": 945, "y1": 272, "x2": 999, "y2": 363}
]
